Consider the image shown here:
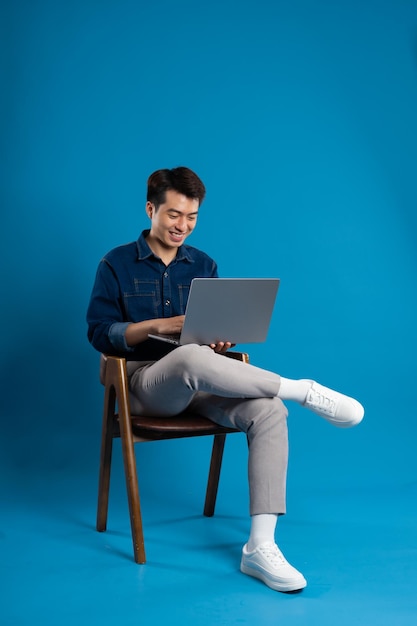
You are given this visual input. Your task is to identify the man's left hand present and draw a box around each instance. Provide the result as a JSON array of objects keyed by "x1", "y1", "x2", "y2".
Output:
[{"x1": 209, "y1": 341, "x2": 234, "y2": 353}]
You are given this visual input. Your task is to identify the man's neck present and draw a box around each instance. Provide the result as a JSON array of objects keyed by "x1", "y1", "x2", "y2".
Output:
[{"x1": 146, "y1": 235, "x2": 178, "y2": 266}]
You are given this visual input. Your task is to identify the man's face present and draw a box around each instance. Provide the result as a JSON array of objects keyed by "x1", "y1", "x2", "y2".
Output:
[{"x1": 146, "y1": 189, "x2": 199, "y2": 251}]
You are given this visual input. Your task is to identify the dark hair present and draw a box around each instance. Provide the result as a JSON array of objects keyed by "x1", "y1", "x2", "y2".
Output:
[{"x1": 146, "y1": 167, "x2": 206, "y2": 209}]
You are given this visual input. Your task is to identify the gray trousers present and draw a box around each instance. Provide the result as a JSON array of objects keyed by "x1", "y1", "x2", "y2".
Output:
[{"x1": 128, "y1": 344, "x2": 288, "y2": 516}]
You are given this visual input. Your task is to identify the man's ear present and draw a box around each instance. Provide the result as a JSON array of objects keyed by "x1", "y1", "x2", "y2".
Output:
[{"x1": 146, "y1": 201, "x2": 154, "y2": 219}]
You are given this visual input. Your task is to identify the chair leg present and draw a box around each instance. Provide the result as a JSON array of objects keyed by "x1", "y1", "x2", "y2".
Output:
[
  {"x1": 115, "y1": 372, "x2": 146, "y2": 564},
  {"x1": 204, "y1": 434, "x2": 227, "y2": 517},
  {"x1": 97, "y1": 386, "x2": 115, "y2": 532},
  {"x1": 119, "y1": 415, "x2": 146, "y2": 563}
]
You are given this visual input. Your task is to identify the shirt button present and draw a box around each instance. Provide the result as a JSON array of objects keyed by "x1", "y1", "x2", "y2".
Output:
[
  {"x1": 165, "y1": 299, "x2": 170, "y2": 306},
  {"x1": 164, "y1": 272, "x2": 168, "y2": 278}
]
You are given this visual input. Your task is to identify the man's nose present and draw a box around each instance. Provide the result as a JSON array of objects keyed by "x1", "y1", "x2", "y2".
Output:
[{"x1": 176, "y1": 217, "x2": 187, "y2": 231}]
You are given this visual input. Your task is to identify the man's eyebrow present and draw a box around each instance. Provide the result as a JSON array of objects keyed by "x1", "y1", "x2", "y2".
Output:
[{"x1": 167, "y1": 208, "x2": 199, "y2": 215}]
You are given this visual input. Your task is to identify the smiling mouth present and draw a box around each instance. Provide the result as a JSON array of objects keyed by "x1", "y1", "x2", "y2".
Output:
[{"x1": 169, "y1": 231, "x2": 186, "y2": 240}]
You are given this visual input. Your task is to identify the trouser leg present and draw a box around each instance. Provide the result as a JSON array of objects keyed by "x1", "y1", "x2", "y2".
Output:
[
  {"x1": 189, "y1": 393, "x2": 288, "y2": 515},
  {"x1": 128, "y1": 343, "x2": 281, "y2": 415},
  {"x1": 127, "y1": 344, "x2": 288, "y2": 515}
]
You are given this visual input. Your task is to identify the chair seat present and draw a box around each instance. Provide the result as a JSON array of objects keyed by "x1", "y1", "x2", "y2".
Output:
[{"x1": 114, "y1": 413, "x2": 238, "y2": 440}]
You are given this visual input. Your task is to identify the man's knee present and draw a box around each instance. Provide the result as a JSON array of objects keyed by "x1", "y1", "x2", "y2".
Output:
[
  {"x1": 248, "y1": 397, "x2": 288, "y2": 431},
  {"x1": 171, "y1": 343, "x2": 212, "y2": 375},
  {"x1": 175, "y1": 343, "x2": 207, "y2": 359},
  {"x1": 254, "y1": 396, "x2": 288, "y2": 418},
  {"x1": 225, "y1": 396, "x2": 287, "y2": 435},
  {"x1": 160, "y1": 343, "x2": 211, "y2": 389}
]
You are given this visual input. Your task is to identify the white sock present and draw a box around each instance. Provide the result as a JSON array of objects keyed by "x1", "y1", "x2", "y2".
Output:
[
  {"x1": 278, "y1": 378, "x2": 312, "y2": 403},
  {"x1": 247, "y1": 513, "x2": 278, "y2": 552}
]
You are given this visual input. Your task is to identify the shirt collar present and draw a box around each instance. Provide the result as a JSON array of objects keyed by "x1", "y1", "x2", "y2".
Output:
[{"x1": 136, "y1": 230, "x2": 194, "y2": 263}]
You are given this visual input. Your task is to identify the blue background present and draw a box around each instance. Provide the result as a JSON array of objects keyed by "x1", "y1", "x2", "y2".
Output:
[{"x1": 1, "y1": 0, "x2": 417, "y2": 624}]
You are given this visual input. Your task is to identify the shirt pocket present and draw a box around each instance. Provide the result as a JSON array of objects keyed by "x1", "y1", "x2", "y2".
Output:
[
  {"x1": 177, "y1": 283, "x2": 192, "y2": 313},
  {"x1": 123, "y1": 279, "x2": 161, "y2": 321}
]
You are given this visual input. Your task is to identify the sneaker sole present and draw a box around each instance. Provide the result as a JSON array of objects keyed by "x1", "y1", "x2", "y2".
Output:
[{"x1": 240, "y1": 561, "x2": 307, "y2": 593}]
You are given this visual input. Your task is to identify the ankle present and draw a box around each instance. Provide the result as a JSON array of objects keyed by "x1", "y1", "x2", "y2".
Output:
[
  {"x1": 278, "y1": 378, "x2": 312, "y2": 403},
  {"x1": 247, "y1": 513, "x2": 278, "y2": 552}
]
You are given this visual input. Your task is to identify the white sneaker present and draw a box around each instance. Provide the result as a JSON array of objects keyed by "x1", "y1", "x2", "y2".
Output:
[
  {"x1": 240, "y1": 542, "x2": 307, "y2": 593},
  {"x1": 304, "y1": 381, "x2": 364, "y2": 428}
]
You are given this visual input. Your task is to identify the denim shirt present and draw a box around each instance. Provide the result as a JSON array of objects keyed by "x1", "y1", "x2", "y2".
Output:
[{"x1": 87, "y1": 230, "x2": 218, "y2": 360}]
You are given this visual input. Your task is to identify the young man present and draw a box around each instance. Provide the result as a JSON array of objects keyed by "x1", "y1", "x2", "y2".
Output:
[{"x1": 87, "y1": 166, "x2": 364, "y2": 592}]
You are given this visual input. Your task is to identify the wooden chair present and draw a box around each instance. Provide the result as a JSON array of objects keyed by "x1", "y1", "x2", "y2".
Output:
[{"x1": 96, "y1": 351, "x2": 249, "y2": 563}]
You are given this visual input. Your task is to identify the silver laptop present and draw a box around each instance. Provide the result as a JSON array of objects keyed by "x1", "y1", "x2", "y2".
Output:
[{"x1": 148, "y1": 278, "x2": 279, "y2": 346}]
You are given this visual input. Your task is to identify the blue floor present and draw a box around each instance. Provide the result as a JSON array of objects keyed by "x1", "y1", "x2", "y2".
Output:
[{"x1": 2, "y1": 441, "x2": 417, "y2": 626}]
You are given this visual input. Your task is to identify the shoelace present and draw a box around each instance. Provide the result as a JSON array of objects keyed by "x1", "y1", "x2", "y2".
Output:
[
  {"x1": 257, "y1": 543, "x2": 287, "y2": 568},
  {"x1": 306, "y1": 386, "x2": 336, "y2": 416}
]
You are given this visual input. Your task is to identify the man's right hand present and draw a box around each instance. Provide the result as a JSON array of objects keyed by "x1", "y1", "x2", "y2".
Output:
[
  {"x1": 125, "y1": 315, "x2": 185, "y2": 346},
  {"x1": 152, "y1": 315, "x2": 185, "y2": 335}
]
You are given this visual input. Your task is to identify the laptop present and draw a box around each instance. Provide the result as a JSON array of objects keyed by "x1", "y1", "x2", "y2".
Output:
[{"x1": 148, "y1": 278, "x2": 279, "y2": 346}]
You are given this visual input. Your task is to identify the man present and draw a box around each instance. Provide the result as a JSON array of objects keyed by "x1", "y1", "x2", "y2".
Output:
[{"x1": 87, "y1": 166, "x2": 364, "y2": 592}]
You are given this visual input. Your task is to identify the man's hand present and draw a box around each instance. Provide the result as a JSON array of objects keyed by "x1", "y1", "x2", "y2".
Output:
[
  {"x1": 153, "y1": 315, "x2": 185, "y2": 335},
  {"x1": 125, "y1": 315, "x2": 185, "y2": 346},
  {"x1": 209, "y1": 341, "x2": 234, "y2": 353}
]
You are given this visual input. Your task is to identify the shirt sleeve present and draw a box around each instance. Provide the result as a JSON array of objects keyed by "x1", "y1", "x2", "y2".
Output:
[{"x1": 86, "y1": 259, "x2": 135, "y2": 355}]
